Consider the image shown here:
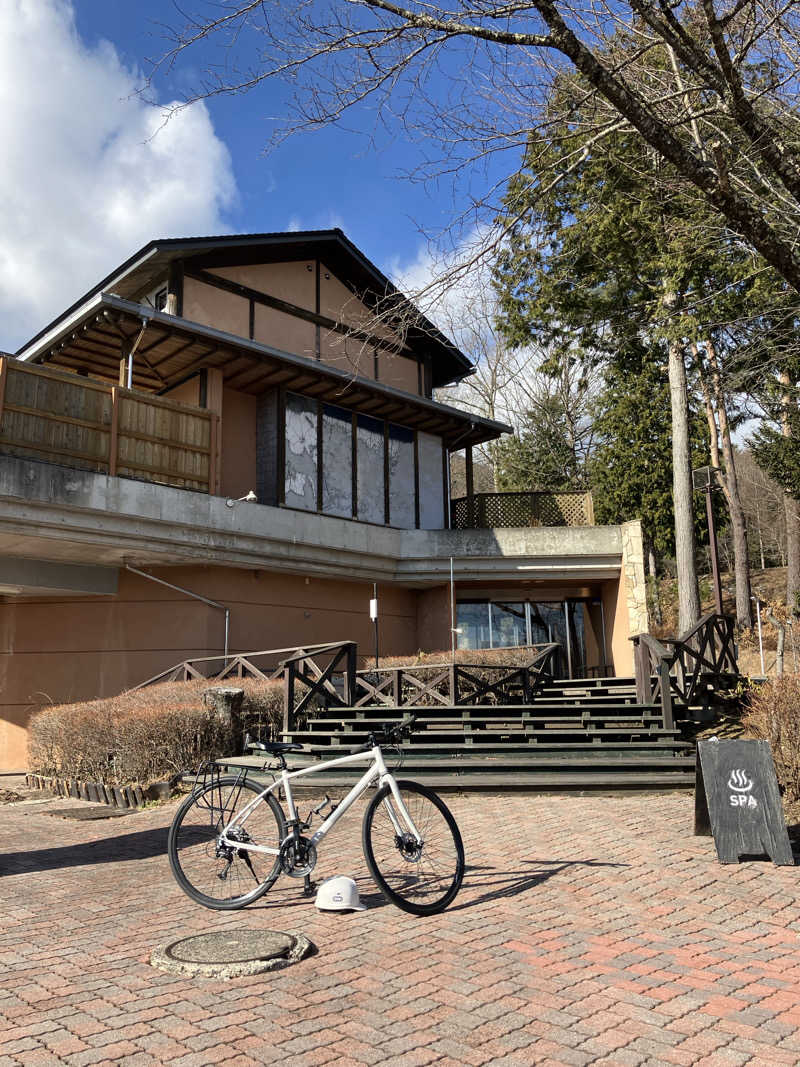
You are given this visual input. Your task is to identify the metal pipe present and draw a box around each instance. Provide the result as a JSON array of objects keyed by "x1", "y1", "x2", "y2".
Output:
[
  {"x1": 752, "y1": 596, "x2": 764, "y2": 675},
  {"x1": 124, "y1": 564, "x2": 229, "y2": 664},
  {"x1": 125, "y1": 319, "x2": 149, "y2": 392},
  {"x1": 705, "y1": 485, "x2": 724, "y2": 614}
]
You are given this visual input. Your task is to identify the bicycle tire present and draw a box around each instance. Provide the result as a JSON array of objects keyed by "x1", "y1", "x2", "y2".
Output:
[
  {"x1": 362, "y1": 779, "x2": 464, "y2": 916},
  {"x1": 168, "y1": 776, "x2": 286, "y2": 910}
]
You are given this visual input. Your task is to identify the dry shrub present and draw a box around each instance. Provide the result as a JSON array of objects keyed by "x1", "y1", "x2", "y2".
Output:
[
  {"x1": 29, "y1": 677, "x2": 285, "y2": 785},
  {"x1": 375, "y1": 646, "x2": 546, "y2": 670},
  {"x1": 741, "y1": 675, "x2": 800, "y2": 801},
  {"x1": 367, "y1": 646, "x2": 550, "y2": 707}
]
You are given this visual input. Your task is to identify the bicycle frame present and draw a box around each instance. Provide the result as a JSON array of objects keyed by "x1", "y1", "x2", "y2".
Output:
[{"x1": 217, "y1": 745, "x2": 422, "y2": 857}]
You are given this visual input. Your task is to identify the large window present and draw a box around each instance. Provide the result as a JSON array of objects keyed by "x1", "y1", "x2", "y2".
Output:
[
  {"x1": 321, "y1": 404, "x2": 352, "y2": 517},
  {"x1": 456, "y1": 599, "x2": 595, "y2": 677},
  {"x1": 284, "y1": 393, "x2": 317, "y2": 511},
  {"x1": 282, "y1": 392, "x2": 445, "y2": 528}
]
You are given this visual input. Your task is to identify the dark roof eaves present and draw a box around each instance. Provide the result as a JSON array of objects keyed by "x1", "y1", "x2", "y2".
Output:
[{"x1": 15, "y1": 230, "x2": 473, "y2": 385}]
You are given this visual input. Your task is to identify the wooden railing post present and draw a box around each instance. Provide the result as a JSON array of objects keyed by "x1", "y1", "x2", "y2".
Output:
[
  {"x1": 658, "y1": 655, "x2": 675, "y2": 730},
  {"x1": 109, "y1": 386, "x2": 119, "y2": 476},
  {"x1": 450, "y1": 663, "x2": 459, "y2": 704},
  {"x1": 632, "y1": 637, "x2": 648, "y2": 704},
  {"x1": 392, "y1": 668, "x2": 402, "y2": 707},
  {"x1": 209, "y1": 413, "x2": 219, "y2": 494},
  {"x1": 344, "y1": 642, "x2": 356, "y2": 705},
  {"x1": 283, "y1": 663, "x2": 294, "y2": 735}
]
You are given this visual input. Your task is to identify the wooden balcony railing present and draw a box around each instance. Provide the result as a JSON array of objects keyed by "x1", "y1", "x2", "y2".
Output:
[
  {"x1": 450, "y1": 490, "x2": 594, "y2": 530},
  {"x1": 0, "y1": 357, "x2": 218, "y2": 493}
]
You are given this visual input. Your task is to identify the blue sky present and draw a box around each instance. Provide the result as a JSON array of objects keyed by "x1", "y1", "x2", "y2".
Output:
[
  {"x1": 0, "y1": 0, "x2": 517, "y2": 354},
  {"x1": 71, "y1": 1, "x2": 476, "y2": 278}
]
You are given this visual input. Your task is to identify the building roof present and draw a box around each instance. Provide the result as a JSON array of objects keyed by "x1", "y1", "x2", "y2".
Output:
[
  {"x1": 16, "y1": 292, "x2": 509, "y2": 449},
  {"x1": 16, "y1": 230, "x2": 474, "y2": 388}
]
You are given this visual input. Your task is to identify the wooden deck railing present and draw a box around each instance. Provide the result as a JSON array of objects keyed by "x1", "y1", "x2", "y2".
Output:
[
  {"x1": 353, "y1": 644, "x2": 561, "y2": 709},
  {"x1": 632, "y1": 612, "x2": 740, "y2": 728},
  {"x1": 450, "y1": 490, "x2": 594, "y2": 529},
  {"x1": 0, "y1": 357, "x2": 218, "y2": 492}
]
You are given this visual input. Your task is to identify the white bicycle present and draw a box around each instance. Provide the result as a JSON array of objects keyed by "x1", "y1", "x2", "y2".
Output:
[{"x1": 167, "y1": 717, "x2": 465, "y2": 916}]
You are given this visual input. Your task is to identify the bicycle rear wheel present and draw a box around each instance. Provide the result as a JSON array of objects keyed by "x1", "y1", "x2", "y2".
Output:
[
  {"x1": 362, "y1": 779, "x2": 464, "y2": 915},
  {"x1": 168, "y1": 776, "x2": 286, "y2": 910}
]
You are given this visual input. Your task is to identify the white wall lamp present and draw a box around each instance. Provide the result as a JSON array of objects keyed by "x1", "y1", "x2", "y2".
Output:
[{"x1": 226, "y1": 490, "x2": 257, "y2": 508}]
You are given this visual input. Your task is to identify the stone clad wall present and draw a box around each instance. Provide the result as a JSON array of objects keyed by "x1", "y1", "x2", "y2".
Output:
[{"x1": 621, "y1": 520, "x2": 649, "y2": 637}]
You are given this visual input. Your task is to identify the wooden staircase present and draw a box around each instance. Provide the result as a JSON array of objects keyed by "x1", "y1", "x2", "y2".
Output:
[{"x1": 267, "y1": 675, "x2": 696, "y2": 792}]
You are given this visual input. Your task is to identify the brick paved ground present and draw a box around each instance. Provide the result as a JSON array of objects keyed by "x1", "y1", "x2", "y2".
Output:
[{"x1": 1, "y1": 786, "x2": 800, "y2": 1066}]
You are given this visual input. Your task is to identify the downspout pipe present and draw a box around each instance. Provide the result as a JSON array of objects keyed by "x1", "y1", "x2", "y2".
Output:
[{"x1": 124, "y1": 564, "x2": 230, "y2": 665}]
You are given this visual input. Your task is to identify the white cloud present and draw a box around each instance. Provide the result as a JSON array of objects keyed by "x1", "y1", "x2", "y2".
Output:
[
  {"x1": 0, "y1": 0, "x2": 236, "y2": 350},
  {"x1": 387, "y1": 227, "x2": 500, "y2": 350}
]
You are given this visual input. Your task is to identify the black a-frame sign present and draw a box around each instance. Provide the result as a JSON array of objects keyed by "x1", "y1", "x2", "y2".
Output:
[{"x1": 695, "y1": 739, "x2": 795, "y2": 865}]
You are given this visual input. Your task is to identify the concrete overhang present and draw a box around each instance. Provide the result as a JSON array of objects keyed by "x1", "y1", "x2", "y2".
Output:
[
  {"x1": 0, "y1": 457, "x2": 623, "y2": 586},
  {"x1": 0, "y1": 556, "x2": 118, "y2": 597}
]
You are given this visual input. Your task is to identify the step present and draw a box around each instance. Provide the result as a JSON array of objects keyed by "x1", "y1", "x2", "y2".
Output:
[
  {"x1": 311, "y1": 702, "x2": 663, "y2": 721},
  {"x1": 221, "y1": 761, "x2": 694, "y2": 794},
  {"x1": 283, "y1": 741, "x2": 693, "y2": 760},
  {"x1": 306, "y1": 714, "x2": 665, "y2": 731}
]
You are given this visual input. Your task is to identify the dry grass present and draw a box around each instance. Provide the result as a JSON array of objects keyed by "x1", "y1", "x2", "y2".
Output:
[
  {"x1": 374, "y1": 646, "x2": 548, "y2": 670},
  {"x1": 740, "y1": 675, "x2": 800, "y2": 802}
]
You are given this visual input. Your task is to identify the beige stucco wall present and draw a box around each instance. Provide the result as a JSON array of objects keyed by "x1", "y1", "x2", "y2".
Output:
[
  {"x1": 183, "y1": 276, "x2": 250, "y2": 338},
  {"x1": 253, "y1": 304, "x2": 316, "y2": 359},
  {"x1": 162, "y1": 376, "x2": 200, "y2": 407},
  {"x1": 213, "y1": 262, "x2": 316, "y2": 308},
  {"x1": 220, "y1": 388, "x2": 257, "y2": 499},
  {"x1": 0, "y1": 567, "x2": 420, "y2": 771},
  {"x1": 378, "y1": 352, "x2": 420, "y2": 394},
  {"x1": 181, "y1": 262, "x2": 420, "y2": 395}
]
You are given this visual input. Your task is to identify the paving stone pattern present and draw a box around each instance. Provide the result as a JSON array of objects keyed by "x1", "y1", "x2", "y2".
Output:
[{"x1": 2, "y1": 790, "x2": 800, "y2": 1066}]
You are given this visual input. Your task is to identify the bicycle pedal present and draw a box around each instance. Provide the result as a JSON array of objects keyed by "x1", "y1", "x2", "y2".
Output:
[{"x1": 303, "y1": 875, "x2": 317, "y2": 898}]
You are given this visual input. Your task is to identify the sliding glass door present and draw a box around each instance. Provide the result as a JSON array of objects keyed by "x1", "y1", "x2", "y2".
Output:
[{"x1": 456, "y1": 598, "x2": 602, "y2": 678}]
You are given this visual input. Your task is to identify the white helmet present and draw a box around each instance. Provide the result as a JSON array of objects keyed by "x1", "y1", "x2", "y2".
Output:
[{"x1": 314, "y1": 876, "x2": 367, "y2": 912}]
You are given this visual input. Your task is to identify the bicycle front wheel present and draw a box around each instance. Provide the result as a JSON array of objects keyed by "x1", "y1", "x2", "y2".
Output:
[
  {"x1": 168, "y1": 776, "x2": 286, "y2": 910},
  {"x1": 362, "y1": 780, "x2": 464, "y2": 915}
]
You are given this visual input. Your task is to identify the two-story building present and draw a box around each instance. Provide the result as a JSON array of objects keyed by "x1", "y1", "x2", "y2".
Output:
[{"x1": 0, "y1": 230, "x2": 648, "y2": 770}]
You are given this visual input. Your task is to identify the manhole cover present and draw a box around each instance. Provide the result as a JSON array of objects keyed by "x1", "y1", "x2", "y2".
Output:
[{"x1": 151, "y1": 929, "x2": 314, "y2": 979}]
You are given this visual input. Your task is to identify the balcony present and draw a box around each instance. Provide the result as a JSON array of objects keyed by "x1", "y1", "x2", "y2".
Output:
[
  {"x1": 0, "y1": 357, "x2": 218, "y2": 493},
  {"x1": 450, "y1": 490, "x2": 595, "y2": 530}
]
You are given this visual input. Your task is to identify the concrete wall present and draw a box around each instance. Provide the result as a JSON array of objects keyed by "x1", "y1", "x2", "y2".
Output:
[{"x1": 0, "y1": 566, "x2": 420, "y2": 770}]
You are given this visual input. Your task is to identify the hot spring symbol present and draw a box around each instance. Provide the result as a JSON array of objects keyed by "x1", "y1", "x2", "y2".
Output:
[{"x1": 727, "y1": 769, "x2": 754, "y2": 793}]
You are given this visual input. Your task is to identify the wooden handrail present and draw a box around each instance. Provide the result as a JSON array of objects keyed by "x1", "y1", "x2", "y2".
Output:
[
  {"x1": 280, "y1": 640, "x2": 357, "y2": 667},
  {"x1": 632, "y1": 613, "x2": 739, "y2": 729}
]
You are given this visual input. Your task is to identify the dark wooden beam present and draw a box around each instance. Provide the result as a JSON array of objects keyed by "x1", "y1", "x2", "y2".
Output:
[{"x1": 184, "y1": 267, "x2": 413, "y2": 361}]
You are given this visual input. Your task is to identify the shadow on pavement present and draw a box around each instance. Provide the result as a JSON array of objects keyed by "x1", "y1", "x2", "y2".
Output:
[
  {"x1": 0, "y1": 827, "x2": 169, "y2": 875},
  {"x1": 448, "y1": 858, "x2": 629, "y2": 912}
]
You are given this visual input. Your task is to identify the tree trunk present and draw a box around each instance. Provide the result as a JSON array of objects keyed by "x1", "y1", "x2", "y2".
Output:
[
  {"x1": 668, "y1": 335, "x2": 701, "y2": 632},
  {"x1": 780, "y1": 371, "x2": 800, "y2": 613},
  {"x1": 705, "y1": 339, "x2": 753, "y2": 628}
]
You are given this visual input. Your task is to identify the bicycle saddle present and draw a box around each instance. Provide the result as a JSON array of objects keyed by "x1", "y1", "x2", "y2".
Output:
[{"x1": 247, "y1": 739, "x2": 304, "y2": 753}]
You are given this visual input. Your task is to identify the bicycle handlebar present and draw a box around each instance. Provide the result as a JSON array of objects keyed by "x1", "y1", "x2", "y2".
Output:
[{"x1": 356, "y1": 714, "x2": 418, "y2": 752}]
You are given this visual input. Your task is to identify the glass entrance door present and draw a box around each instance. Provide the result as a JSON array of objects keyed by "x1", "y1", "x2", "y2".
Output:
[{"x1": 456, "y1": 598, "x2": 597, "y2": 678}]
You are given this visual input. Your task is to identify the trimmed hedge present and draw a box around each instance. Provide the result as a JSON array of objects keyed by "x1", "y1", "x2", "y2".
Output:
[{"x1": 28, "y1": 677, "x2": 284, "y2": 785}]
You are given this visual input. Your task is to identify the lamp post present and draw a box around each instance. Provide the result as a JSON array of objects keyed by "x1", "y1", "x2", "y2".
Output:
[
  {"x1": 692, "y1": 466, "x2": 723, "y2": 615},
  {"x1": 370, "y1": 583, "x2": 379, "y2": 669}
]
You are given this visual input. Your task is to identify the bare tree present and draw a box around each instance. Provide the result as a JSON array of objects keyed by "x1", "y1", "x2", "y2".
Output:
[{"x1": 152, "y1": 0, "x2": 800, "y2": 294}]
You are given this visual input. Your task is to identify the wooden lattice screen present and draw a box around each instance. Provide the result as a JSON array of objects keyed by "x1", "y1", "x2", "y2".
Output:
[{"x1": 450, "y1": 490, "x2": 594, "y2": 529}]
